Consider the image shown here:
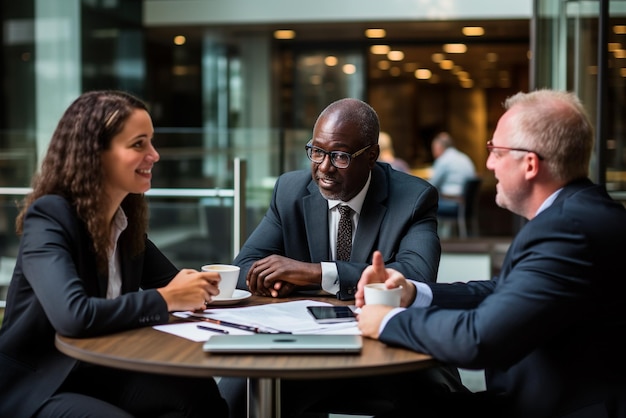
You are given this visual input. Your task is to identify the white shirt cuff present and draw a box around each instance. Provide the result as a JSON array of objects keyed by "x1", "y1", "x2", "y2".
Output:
[
  {"x1": 320, "y1": 262, "x2": 339, "y2": 295},
  {"x1": 378, "y1": 280, "x2": 432, "y2": 335},
  {"x1": 410, "y1": 280, "x2": 433, "y2": 307}
]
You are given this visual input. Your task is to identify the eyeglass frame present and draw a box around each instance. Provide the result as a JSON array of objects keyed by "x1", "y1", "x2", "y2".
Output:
[
  {"x1": 305, "y1": 140, "x2": 373, "y2": 169},
  {"x1": 486, "y1": 140, "x2": 545, "y2": 161}
]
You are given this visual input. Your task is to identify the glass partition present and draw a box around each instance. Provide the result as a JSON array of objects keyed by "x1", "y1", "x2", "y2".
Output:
[{"x1": 534, "y1": 0, "x2": 626, "y2": 200}]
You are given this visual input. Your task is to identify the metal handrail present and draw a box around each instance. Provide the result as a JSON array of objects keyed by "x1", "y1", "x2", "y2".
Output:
[{"x1": 0, "y1": 158, "x2": 247, "y2": 258}]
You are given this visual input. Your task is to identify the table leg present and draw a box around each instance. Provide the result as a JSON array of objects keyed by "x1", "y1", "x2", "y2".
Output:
[{"x1": 247, "y1": 377, "x2": 281, "y2": 418}]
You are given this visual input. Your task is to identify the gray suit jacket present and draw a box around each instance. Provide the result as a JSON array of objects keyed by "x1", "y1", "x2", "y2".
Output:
[
  {"x1": 381, "y1": 179, "x2": 626, "y2": 417},
  {"x1": 0, "y1": 195, "x2": 178, "y2": 418},
  {"x1": 234, "y1": 162, "x2": 441, "y2": 300}
]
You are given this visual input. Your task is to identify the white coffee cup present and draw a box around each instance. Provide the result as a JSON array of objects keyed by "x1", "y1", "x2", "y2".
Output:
[
  {"x1": 363, "y1": 283, "x2": 402, "y2": 307},
  {"x1": 201, "y1": 264, "x2": 240, "y2": 299}
]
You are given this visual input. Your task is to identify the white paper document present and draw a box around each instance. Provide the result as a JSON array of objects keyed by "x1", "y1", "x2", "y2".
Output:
[
  {"x1": 155, "y1": 299, "x2": 361, "y2": 341},
  {"x1": 153, "y1": 322, "x2": 251, "y2": 342}
]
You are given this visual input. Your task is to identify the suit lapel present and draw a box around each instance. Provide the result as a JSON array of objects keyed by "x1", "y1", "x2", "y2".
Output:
[
  {"x1": 118, "y1": 232, "x2": 140, "y2": 294},
  {"x1": 303, "y1": 181, "x2": 331, "y2": 260},
  {"x1": 78, "y1": 224, "x2": 109, "y2": 297},
  {"x1": 352, "y1": 165, "x2": 388, "y2": 262}
]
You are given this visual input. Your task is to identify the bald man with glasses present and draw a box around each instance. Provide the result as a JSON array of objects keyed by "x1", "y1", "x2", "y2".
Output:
[
  {"x1": 235, "y1": 97, "x2": 441, "y2": 300},
  {"x1": 222, "y1": 98, "x2": 464, "y2": 418}
]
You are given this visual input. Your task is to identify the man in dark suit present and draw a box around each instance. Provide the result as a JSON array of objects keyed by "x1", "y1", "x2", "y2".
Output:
[
  {"x1": 235, "y1": 98, "x2": 440, "y2": 300},
  {"x1": 221, "y1": 98, "x2": 463, "y2": 417},
  {"x1": 357, "y1": 89, "x2": 626, "y2": 418}
]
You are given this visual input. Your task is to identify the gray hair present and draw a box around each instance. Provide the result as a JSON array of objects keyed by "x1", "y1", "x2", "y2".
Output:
[{"x1": 504, "y1": 89, "x2": 593, "y2": 182}]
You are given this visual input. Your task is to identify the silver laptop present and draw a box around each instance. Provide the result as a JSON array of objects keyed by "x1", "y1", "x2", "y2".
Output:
[{"x1": 202, "y1": 334, "x2": 362, "y2": 354}]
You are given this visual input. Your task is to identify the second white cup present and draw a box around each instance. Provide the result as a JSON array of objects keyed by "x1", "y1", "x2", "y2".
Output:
[
  {"x1": 201, "y1": 264, "x2": 240, "y2": 299},
  {"x1": 363, "y1": 283, "x2": 402, "y2": 307}
]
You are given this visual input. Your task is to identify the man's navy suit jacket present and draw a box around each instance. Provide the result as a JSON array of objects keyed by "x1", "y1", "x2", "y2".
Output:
[{"x1": 381, "y1": 178, "x2": 626, "y2": 417}]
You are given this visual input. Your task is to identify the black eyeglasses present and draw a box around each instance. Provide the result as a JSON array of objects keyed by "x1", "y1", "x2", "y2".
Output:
[
  {"x1": 305, "y1": 141, "x2": 372, "y2": 169},
  {"x1": 486, "y1": 140, "x2": 545, "y2": 161}
]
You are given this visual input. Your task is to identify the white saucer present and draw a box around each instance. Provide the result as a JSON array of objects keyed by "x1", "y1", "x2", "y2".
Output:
[{"x1": 205, "y1": 289, "x2": 252, "y2": 306}]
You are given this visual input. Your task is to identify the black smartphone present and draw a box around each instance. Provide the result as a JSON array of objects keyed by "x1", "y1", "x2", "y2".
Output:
[{"x1": 306, "y1": 306, "x2": 357, "y2": 323}]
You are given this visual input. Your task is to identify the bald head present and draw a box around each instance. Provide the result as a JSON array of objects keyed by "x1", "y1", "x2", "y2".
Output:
[{"x1": 314, "y1": 98, "x2": 380, "y2": 148}]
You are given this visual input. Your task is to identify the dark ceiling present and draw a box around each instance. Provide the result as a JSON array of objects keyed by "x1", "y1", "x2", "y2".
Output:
[{"x1": 146, "y1": 18, "x2": 531, "y2": 88}]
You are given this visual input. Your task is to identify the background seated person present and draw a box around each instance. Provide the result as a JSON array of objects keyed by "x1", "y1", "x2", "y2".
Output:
[
  {"x1": 429, "y1": 131, "x2": 476, "y2": 214},
  {"x1": 377, "y1": 131, "x2": 411, "y2": 173}
]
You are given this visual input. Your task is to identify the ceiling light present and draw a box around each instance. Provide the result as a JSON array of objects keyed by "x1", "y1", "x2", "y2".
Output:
[
  {"x1": 325, "y1": 56, "x2": 338, "y2": 66},
  {"x1": 486, "y1": 52, "x2": 498, "y2": 62},
  {"x1": 365, "y1": 28, "x2": 386, "y2": 38},
  {"x1": 443, "y1": 43, "x2": 467, "y2": 54},
  {"x1": 462, "y1": 27, "x2": 484, "y2": 36},
  {"x1": 460, "y1": 79, "x2": 474, "y2": 88},
  {"x1": 387, "y1": 50, "x2": 404, "y2": 61},
  {"x1": 342, "y1": 64, "x2": 356, "y2": 74},
  {"x1": 620, "y1": 68, "x2": 626, "y2": 77},
  {"x1": 414, "y1": 69, "x2": 432, "y2": 79},
  {"x1": 431, "y1": 53, "x2": 445, "y2": 63},
  {"x1": 390, "y1": 67, "x2": 402, "y2": 77},
  {"x1": 371, "y1": 45, "x2": 390, "y2": 55},
  {"x1": 274, "y1": 30, "x2": 295, "y2": 40},
  {"x1": 457, "y1": 71, "x2": 470, "y2": 80},
  {"x1": 173, "y1": 35, "x2": 186, "y2": 46},
  {"x1": 172, "y1": 65, "x2": 188, "y2": 76},
  {"x1": 378, "y1": 60, "x2": 391, "y2": 70},
  {"x1": 439, "y1": 59, "x2": 454, "y2": 70},
  {"x1": 608, "y1": 43, "x2": 621, "y2": 51},
  {"x1": 614, "y1": 25, "x2": 626, "y2": 35},
  {"x1": 615, "y1": 49, "x2": 626, "y2": 59}
]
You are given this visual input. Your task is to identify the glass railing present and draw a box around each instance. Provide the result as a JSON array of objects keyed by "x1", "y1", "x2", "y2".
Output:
[{"x1": 0, "y1": 160, "x2": 247, "y2": 304}]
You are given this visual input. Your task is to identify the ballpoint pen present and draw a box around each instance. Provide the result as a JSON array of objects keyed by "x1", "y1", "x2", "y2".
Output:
[
  {"x1": 196, "y1": 324, "x2": 229, "y2": 334},
  {"x1": 189, "y1": 315, "x2": 291, "y2": 334}
]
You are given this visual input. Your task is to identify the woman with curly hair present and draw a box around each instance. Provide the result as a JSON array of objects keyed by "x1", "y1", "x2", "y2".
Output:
[{"x1": 0, "y1": 90, "x2": 228, "y2": 418}]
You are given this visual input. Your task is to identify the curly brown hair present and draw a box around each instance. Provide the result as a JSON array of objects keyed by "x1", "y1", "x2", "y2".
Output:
[{"x1": 16, "y1": 90, "x2": 150, "y2": 271}]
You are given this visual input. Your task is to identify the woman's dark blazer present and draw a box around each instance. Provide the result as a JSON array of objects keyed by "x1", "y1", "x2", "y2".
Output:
[{"x1": 0, "y1": 195, "x2": 179, "y2": 418}]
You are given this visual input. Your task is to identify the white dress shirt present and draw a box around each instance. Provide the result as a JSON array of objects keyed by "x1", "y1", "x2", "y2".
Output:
[
  {"x1": 106, "y1": 207, "x2": 128, "y2": 299},
  {"x1": 320, "y1": 173, "x2": 371, "y2": 294}
]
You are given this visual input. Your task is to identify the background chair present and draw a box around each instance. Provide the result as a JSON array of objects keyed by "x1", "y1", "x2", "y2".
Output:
[{"x1": 438, "y1": 177, "x2": 482, "y2": 238}]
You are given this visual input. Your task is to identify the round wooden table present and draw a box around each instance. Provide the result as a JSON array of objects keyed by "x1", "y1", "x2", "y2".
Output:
[{"x1": 55, "y1": 295, "x2": 438, "y2": 417}]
